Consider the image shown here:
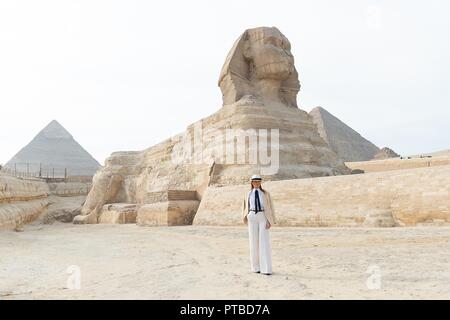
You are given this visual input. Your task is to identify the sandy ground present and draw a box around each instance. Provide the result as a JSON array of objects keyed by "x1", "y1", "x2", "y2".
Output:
[{"x1": 1, "y1": 223, "x2": 450, "y2": 300}]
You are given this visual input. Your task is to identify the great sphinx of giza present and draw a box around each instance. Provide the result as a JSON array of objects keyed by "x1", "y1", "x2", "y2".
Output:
[
  {"x1": 74, "y1": 26, "x2": 349, "y2": 225},
  {"x1": 219, "y1": 27, "x2": 300, "y2": 108}
]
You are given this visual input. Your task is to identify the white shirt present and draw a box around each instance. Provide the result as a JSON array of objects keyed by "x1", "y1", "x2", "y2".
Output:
[{"x1": 248, "y1": 188, "x2": 265, "y2": 211}]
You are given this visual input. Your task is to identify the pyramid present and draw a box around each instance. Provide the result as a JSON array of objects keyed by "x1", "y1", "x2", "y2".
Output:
[
  {"x1": 373, "y1": 147, "x2": 399, "y2": 160},
  {"x1": 6, "y1": 120, "x2": 100, "y2": 177},
  {"x1": 309, "y1": 107, "x2": 380, "y2": 162}
]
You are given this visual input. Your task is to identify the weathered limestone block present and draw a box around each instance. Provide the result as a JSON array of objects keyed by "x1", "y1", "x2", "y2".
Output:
[
  {"x1": 0, "y1": 172, "x2": 50, "y2": 229},
  {"x1": 75, "y1": 26, "x2": 349, "y2": 225},
  {"x1": 0, "y1": 173, "x2": 49, "y2": 203},
  {"x1": 47, "y1": 182, "x2": 91, "y2": 197},
  {"x1": 362, "y1": 210, "x2": 397, "y2": 227},
  {"x1": 136, "y1": 190, "x2": 199, "y2": 226},
  {"x1": 98, "y1": 203, "x2": 139, "y2": 224},
  {"x1": 137, "y1": 200, "x2": 200, "y2": 226},
  {"x1": 0, "y1": 199, "x2": 51, "y2": 230}
]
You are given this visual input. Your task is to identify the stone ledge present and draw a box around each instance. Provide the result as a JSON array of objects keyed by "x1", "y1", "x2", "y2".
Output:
[
  {"x1": 143, "y1": 190, "x2": 198, "y2": 203},
  {"x1": 0, "y1": 199, "x2": 51, "y2": 230},
  {"x1": 98, "y1": 203, "x2": 139, "y2": 224},
  {"x1": 137, "y1": 200, "x2": 200, "y2": 226}
]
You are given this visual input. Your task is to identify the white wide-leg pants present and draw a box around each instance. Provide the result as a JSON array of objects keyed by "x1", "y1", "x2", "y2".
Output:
[{"x1": 247, "y1": 211, "x2": 272, "y2": 274}]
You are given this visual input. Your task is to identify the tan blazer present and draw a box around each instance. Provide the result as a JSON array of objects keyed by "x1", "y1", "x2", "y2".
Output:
[{"x1": 242, "y1": 189, "x2": 276, "y2": 226}]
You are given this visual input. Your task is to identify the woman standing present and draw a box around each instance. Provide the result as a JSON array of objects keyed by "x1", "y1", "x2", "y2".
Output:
[{"x1": 242, "y1": 175, "x2": 276, "y2": 275}]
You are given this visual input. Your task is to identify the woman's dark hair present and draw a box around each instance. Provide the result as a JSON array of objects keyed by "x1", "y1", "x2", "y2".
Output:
[{"x1": 250, "y1": 181, "x2": 265, "y2": 192}]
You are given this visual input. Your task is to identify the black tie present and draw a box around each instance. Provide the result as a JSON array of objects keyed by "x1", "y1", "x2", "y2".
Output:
[{"x1": 254, "y1": 189, "x2": 261, "y2": 213}]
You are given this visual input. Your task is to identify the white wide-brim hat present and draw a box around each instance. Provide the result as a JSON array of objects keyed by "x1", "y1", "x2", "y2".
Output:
[{"x1": 251, "y1": 174, "x2": 262, "y2": 181}]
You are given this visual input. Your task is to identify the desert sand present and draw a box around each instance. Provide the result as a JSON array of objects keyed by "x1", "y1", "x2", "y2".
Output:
[{"x1": 1, "y1": 224, "x2": 450, "y2": 300}]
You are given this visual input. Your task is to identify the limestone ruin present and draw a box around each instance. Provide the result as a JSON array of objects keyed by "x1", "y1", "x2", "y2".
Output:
[
  {"x1": 71, "y1": 26, "x2": 450, "y2": 228},
  {"x1": 0, "y1": 171, "x2": 50, "y2": 230},
  {"x1": 74, "y1": 26, "x2": 349, "y2": 225},
  {"x1": 373, "y1": 147, "x2": 400, "y2": 160}
]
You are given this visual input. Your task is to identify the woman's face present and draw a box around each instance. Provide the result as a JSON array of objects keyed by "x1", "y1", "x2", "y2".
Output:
[{"x1": 251, "y1": 180, "x2": 261, "y2": 188}]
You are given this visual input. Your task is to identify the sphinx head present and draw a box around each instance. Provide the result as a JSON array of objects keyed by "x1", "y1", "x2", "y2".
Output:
[
  {"x1": 245, "y1": 27, "x2": 294, "y2": 80},
  {"x1": 219, "y1": 27, "x2": 300, "y2": 107}
]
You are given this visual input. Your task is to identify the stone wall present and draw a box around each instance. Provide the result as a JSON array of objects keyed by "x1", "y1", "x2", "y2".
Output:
[
  {"x1": 194, "y1": 165, "x2": 450, "y2": 227},
  {"x1": 0, "y1": 173, "x2": 49, "y2": 203},
  {"x1": 47, "y1": 181, "x2": 91, "y2": 197},
  {"x1": 0, "y1": 172, "x2": 50, "y2": 229}
]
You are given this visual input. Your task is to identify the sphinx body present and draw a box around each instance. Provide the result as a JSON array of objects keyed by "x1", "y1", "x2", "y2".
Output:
[{"x1": 74, "y1": 27, "x2": 349, "y2": 225}]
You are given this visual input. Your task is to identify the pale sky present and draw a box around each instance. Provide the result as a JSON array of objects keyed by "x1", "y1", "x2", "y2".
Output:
[{"x1": 1, "y1": 0, "x2": 449, "y2": 165}]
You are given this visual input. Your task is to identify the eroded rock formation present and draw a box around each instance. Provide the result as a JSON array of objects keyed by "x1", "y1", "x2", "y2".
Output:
[
  {"x1": 373, "y1": 147, "x2": 400, "y2": 160},
  {"x1": 0, "y1": 172, "x2": 50, "y2": 230},
  {"x1": 74, "y1": 26, "x2": 349, "y2": 225}
]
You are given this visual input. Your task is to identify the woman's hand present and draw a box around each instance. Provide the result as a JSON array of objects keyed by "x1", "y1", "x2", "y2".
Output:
[{"x1": 265, "y1": 221, "x2": 271, "y2": 229}]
